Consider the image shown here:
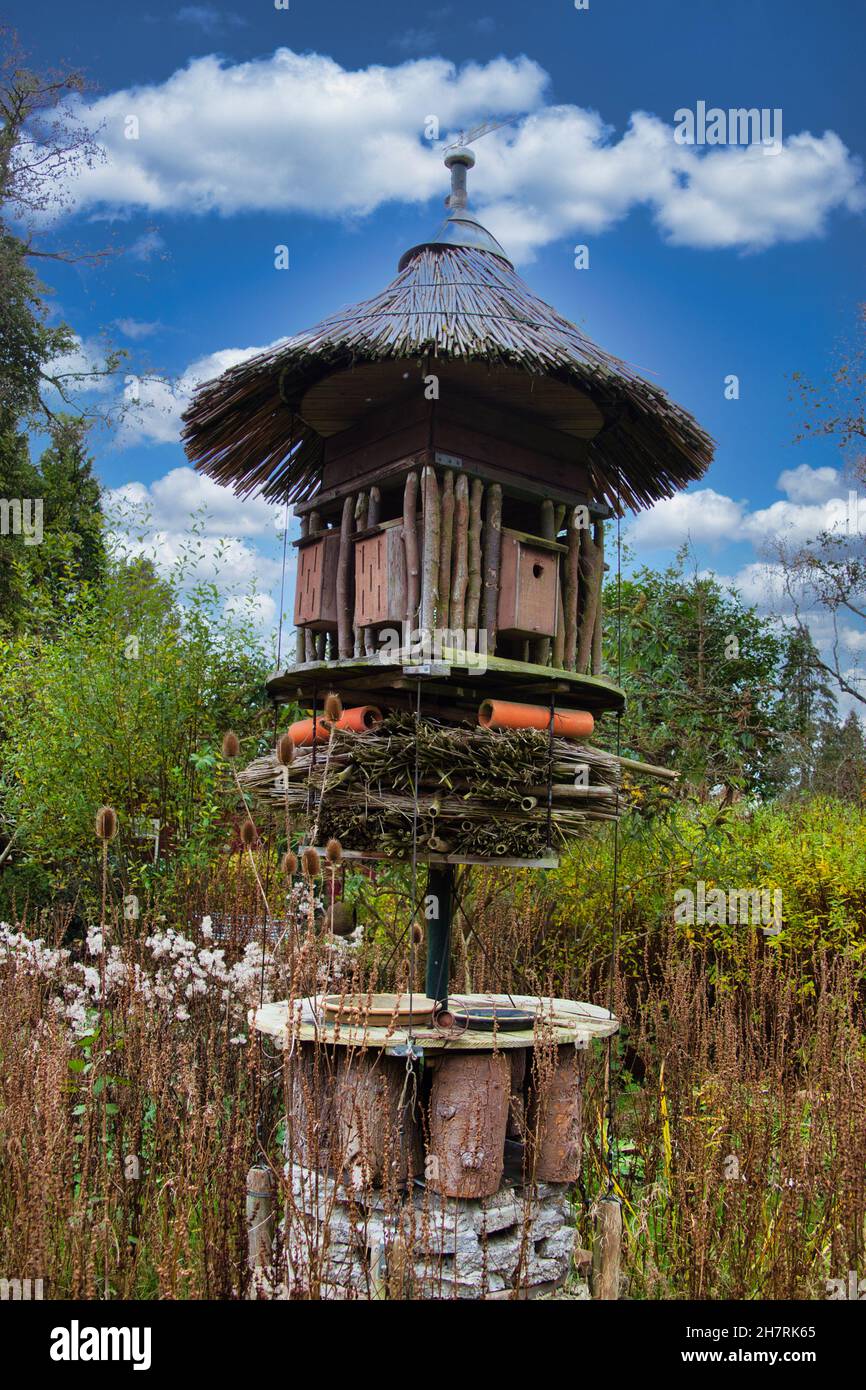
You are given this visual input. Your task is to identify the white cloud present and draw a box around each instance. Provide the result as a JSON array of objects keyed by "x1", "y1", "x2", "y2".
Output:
[
  {"x1": 777, "y1": 463, "x2": 842, "y2": 504},
  {"x1": 115, "y1": 317, "x2": 160, "y2": 340},
  {"x1": 742, "y1": 495, "x2": 865, "y2": 548},
  {"x1": 117, "y1": 342, "x2": 281, "y2": 446},
  {"x1": 49, "y1": 51, "x2": 862, "y2": 259},
  {"x1": 629, "y1": 488, "x2": 746, "y2": 548},
  {"x1": 46, "y1": 336, "x2": 114, "y2": 396},
  {"x1": 106, "y1": 465, "x2": 283, "y2": 537}
]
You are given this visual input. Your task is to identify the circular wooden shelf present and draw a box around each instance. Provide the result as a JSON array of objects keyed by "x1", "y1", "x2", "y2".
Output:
[
  {"x1": 266, "y1": 651, "x2": 625, "y2": 718},
  {"x1": 251, "y1": 992, "x2": 618, "y2": 1054}
]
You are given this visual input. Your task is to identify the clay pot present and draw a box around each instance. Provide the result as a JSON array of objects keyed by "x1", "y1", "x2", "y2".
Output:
[
  {"x1": 288, "y1": 715, "x2": 331, "y2": 747},
  {"x1": 478, "y1": 699, "x2": 594, "y2": 739},
  {"x1": 330, "y1": 705, "x2": 382, "y2": 734}
]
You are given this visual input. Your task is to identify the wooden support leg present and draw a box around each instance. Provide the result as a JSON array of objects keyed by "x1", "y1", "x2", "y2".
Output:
[
  {"x1": 425, "y1": 862, "x2": 453, "y2": 1005},
  {"x1": 246, "y1": 1165, "x2": 275, "y2": 1288},
  {"x1": 592, "y1": 1195, "x2": 623, "y2": 1300},
  {"x1": 531, "y1": 1043, "x2": 585, "y2": 1182},
  {"x1": 428, "y1": 1052, "x2": 510, "y2": 1198}
]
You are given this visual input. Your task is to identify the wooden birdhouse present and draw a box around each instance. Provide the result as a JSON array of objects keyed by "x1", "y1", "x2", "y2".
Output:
[{"x1": 184, "y1": 143, "x2": 713, "y2": 725}]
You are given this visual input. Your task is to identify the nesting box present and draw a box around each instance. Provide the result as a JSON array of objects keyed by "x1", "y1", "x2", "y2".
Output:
[
  {"x1": 497, "y1": 530, "x2": 561, "y2": 640},
  {"x1": 294, "y1": 531, "x2": 340, "y2": 631},
  {"x1": 354, "y1": 523, "x2": 407, "y2": 628}
]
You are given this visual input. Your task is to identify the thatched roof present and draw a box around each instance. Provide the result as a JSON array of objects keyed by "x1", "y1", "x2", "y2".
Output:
[{"x1": 182, "y1": 159, "x2": 713, "y2": 514}]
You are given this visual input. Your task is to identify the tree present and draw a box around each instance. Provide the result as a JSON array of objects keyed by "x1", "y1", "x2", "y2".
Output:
[
  {"x1": 775, "y1": 628, "x2": 838, "y2": 790},
  {"x1": 608, "y1": 551, "x2": 789, "y2": 800},
  {"x1": 0, "y1": 414, "x2": 106, "y2": 634},
  {"x1": 814, "y1": 710, "x2": 866, "y2": 803},
  {"x1": 780, "y1": 303, "x2": 866, "y2": 708}
]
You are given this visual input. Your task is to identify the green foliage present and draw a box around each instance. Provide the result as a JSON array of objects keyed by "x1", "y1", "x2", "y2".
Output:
[
  {"x1": 521, "y1": 796, "x2": 866, "y2": 984},
  {"x1": 0, "y1": 413, "x2": 107, "y2": 633},
  {"x1": 0, "y1": 546, "x2": 271, "y2": 915},
  {"x1": 606, "y1": 551, "x2": 792, "y2": 799}
]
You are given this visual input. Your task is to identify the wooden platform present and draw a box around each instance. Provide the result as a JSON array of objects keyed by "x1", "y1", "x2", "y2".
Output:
[
  {"x1": 251, "y1": 993, "x2": 618, "y2": 1055},
  {"x1": 266, "y1": 650, "x2": 625, "y2": 717}
]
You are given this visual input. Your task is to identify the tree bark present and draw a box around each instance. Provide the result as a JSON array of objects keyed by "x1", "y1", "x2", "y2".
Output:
[
  {"x1": 336, "y1": 495, "x2": 355, "y2": 660},
  {"x1": 531, "y1": 498, "x2": 556, "y2": 666},
  {"x1": 449, "y1": 473, "x2": 469, "y2": 634},
  {"x1": 465, "y1": 477, "x2": 484, "y2": 652},
  {"x1": 403, "y1": 471, "x2": 420, "y2": 635},
  {"x1": 428, "y1": 1052, "x2": 510, "y2": 1198},
  {"x1": 564, "y1": 507, "x2": 581, "y2": 671},
  {"x1": 531, "y1": 1044, "x2": 585, "y2": 1182},
  {"x1": 420, "y1": 465, "x2": 441, "y2": 639},
  {"x1": 577, "y1": 528, "x2": 603, "y2": 674},
  {"x1": 296, "y1": 514, "x2": 310, "y2": 663},
  {"x1": 482, "y1": 481, "x2": 503, "y2": 654},
  {"x1": 591, "y1": 519, "x2": 605, "y2": 675},
  {"x1": 437, "y1": 470, "x2": 454, "y2": 631}
]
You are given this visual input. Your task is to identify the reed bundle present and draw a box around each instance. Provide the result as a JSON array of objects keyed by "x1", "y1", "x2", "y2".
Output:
[{"x1": 239, "y1": 715, "x2": 672, "y2": 860}]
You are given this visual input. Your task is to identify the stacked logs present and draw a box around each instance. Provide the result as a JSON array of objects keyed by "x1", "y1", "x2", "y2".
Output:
[{"x1": 295, "y1": 468, "x2": 606, "y2": 675}]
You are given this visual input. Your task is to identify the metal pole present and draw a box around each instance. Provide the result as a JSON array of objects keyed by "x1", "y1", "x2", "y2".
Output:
[{"x1": 425, "y1": 862, "x2": 453, "y2": 1005}]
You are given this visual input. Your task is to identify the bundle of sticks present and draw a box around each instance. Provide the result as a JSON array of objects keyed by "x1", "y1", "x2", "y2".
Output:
[{"x1": 240, "y1": 714, "x2": 676, "y2": 861}]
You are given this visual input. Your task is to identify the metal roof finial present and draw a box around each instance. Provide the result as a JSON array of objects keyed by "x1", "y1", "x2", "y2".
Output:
[{"x1": 444, "y1": 146, "x2": 475, "y2": 210}]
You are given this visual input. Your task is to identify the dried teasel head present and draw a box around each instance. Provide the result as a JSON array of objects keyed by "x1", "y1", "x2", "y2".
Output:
[
  {"x1": 323, "y1": 691, "x2": 343, "y2": 725},
  {"x1": 301, "y1": 846, "x2": 321, "y2": 878},
  {"x1": 281, "y1": 849, "x2": 298, "y2": 877},
  {"x1": 221, "y1": 730, "x2": 240, "y2": 760},
  {"x1": 275, "y1": 732, "x2": 296, "y2": 767},
  {"x1": 95, "y1": 805, "x2": 118, "y2": 842},
  {"x1": 325, "y1": 837, "x2": 343, "y2": 866},
  {"x1": 411, "y1": 921, "x2": 424, "y2": 947},
  {"x1": 240, "y1": 817, "x2": 258, "y2": 848}
]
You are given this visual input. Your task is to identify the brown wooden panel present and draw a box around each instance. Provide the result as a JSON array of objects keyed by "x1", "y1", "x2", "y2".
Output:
[
  {"x1": 293, "y1": 532, "x2": 340, "y2": 631},
  {"x1": 354, "y1": 526, "x2": 406, "y2": 628}
]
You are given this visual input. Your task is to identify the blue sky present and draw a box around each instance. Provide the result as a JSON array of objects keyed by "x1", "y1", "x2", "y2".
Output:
[{"x1": 7, "y1": 0, "x2": 865, "y2": 685}]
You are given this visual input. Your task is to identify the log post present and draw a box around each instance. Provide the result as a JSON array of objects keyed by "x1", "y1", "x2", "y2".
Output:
[
  {"x1": 563, "y1": 507, "x2": 581, "y2": 671},
  {"x1": 296, "y1": 514, "x2": 310, "y2": 662},
  {"x1": 576, "y1": 527, "x2": 602, "y2": 674},
  {"x1": 482, "y1": 481, "x2": 503, "y2": 655},
  {"x1": 591, "y1": 519, "x2": 605, "y2": 675},
  {"x1": 331, "y1": 1050, "x2": 422, "y2": 1190},
  {"x1": 428, "y1": 1052, "x2": 510, "y2": 1198},
  {"x1": 437, "y1": 470, "x2": 454, "y2": 631},
  {"x1": 420, "y1": 465, "x2": 441, "y2": 641},
  {"x1": 531, "y1": 1043, "x2": 585, "y2": 1182},
  {"x1": 465, "y1": 477, "x2": 484, "y2": 652},
  {"x1": 336, "y1": 496, "x2": 355, "y2": 659},
  {"x1": 363, "y1": 487, "x2": 382, "y2": 656},
  {"x1": 304, "y1": 512, "x2": 322, "y2": 663},
  {"x1": 353, "y1": 493, "x2": 369, "y2": 656},
  {"x1": 592, "y1": 1195, "x2": 623, "y2": 1301},
  {"x1": 449, "y1": 473, "x2": 469, "y2": 635},
  {"x1": 403, "y1": 472, "x2": 420, "y2": 636},
  {"x1": 246, "y1": 1165, "x2": 275, "y2": 1283},
  {"x1": 530, "y1": 498, "x2": 556, "y2": 666}
]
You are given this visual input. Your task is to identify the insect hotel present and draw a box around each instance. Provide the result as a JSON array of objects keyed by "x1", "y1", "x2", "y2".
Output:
[{"x1": 183, "y1": 147, "x2": 713, "y2": 1299}]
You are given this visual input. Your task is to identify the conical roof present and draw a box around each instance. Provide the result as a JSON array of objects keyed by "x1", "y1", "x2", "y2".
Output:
[{"x1": 183, "y1": 155, "x2": 713, "y2": 514}]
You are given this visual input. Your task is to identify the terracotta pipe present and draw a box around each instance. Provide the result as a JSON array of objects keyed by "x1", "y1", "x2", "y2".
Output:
[
  {"x1": 288, "y1": 715, "x2": 331, "y2": 747},
  {"x1": 330, "y1": 705, "x2": 383, "y2": 733},
  {"x1": 478, "y1": 698, "x2": 594, "y2": 739}
]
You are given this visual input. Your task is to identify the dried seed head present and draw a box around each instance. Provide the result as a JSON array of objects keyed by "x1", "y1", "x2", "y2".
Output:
[
  {"x1": 221, "y1": 730, "x2": 240, "y2": 759},
  {"x1": 324, "y1": 691, "x2": 343, "y2": 724},
  {"x1": 275, "y1": 732, "x2": 295, "y2": 767},
  {"x1": 95, "y1": 806, "x2": 118, "y2": 842},
  {"x1": 411, "y1": 921, "x2": 424, "y2": 946},
  {"x1": 281, "y1": 849, "x2": 298, "y2": 877},
  {"x1": 325, "y1": 837, "x2": 343, "y2": 866},
  {"x1": 301, "y1": 846, "x2": 321, "y2": 878},
  {"x1": 240, "y1": 818, "x2": 258, "y2": 848}
]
